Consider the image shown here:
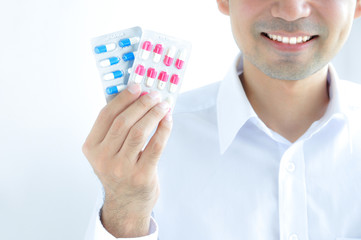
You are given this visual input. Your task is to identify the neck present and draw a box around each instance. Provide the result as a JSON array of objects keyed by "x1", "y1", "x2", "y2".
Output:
[{"x1": 241, "y1": 57, "x2": 330, "y2": 143}]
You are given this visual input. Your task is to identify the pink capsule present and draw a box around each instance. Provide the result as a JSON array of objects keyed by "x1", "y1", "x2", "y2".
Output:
[
  {"x1": 134, "y1": 64, "x2": 145, "y2": 83},
  {"x1": 146, "y1": 68, "x2": 157, "y2": 87},
  {"x1": 175, "y1": 50, "x2": 187, "y2": 70},
  {"x1": 157, "y1": 71, "x2": 169, "y2": 90},
  {"x1": 141, "y1": 41, "x2": 153, "y2": 60},
  {"x1": 163, "y1": 46, "x2": 176, "y2": 66},
  {"x1": 169, "y1": 74, "x2": 180, "y2": 93},
  {"x1": 153, "y1": 44, "x2": 164, "y2": 63}
]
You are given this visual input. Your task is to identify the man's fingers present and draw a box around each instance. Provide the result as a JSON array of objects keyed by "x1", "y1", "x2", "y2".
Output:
[
  {"x1": 83, "y1": 84, "x2": 141, "y2": 149},
  {"x1": 119, "y1": 101, "x2": 171, "y2": 163},
  {"x1": 102, "y1": 91, "x2": 162, "y2": 155},
  {"x1": 139, "y1": 113, "x2": 173, "y2": 171}
]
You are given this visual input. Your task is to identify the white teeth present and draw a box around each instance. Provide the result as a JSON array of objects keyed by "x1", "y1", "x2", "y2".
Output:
[
  {"x1": 266, "y1": 33, "x2": 313, "y2": 44},
  {"x1": 303, "y1": 36, "x2": 311, "y2": 42},
  {"x1": 297, "y1": 36, "x2": 303, "y2": 43},
  {"x1": 289, "y1": 37, "x2": 297, "y2": 45}
]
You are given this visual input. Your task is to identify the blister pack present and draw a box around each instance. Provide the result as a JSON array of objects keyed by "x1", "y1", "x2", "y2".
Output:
[
  {"x1": 91, "y1": 27, "x2": 192, "y2": 109},
  {"x1": 128, "y1": 30, "x2": 191, "y2": 109},
  {"x1": 91, "y1": 26, "x2": 142, "y2": 103}
]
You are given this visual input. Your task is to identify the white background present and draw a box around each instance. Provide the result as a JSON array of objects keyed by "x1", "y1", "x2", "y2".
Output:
[{"x1": 0, "y1": 0, "x2": 360, "y2": 239}]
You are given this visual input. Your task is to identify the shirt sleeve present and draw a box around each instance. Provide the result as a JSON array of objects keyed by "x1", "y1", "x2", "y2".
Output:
[{"x1": 94, "y1": 214, "x2": 158, "y2": 240}]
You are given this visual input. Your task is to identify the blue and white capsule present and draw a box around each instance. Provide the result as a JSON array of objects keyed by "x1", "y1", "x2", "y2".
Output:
[
  {"x1": 100, "y1": 57, "x2": 120, "y2": 67},
  {"x1": 103, "y1": 70, "x2": 124, "y2": 81},
  {"x1": 106, "y1": 85, "x2": 127, "y2": 95},
  {"x1": 122, "y1": 52, "x2": 136, "y2": 62},
  {"x1": 119, "y1": 37, "x2": 140, "y2": 48},
  {"x1": 94, "y1": 43, "x2": 116, "y2": 54}
]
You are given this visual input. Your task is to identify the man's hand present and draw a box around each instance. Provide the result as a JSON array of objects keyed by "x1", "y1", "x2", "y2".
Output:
[{"x1": 82, "y1": 84, "x2": 172, "y2": 238}]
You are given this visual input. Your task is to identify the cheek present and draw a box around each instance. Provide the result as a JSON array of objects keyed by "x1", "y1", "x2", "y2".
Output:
[
  {"x1": 322, "y1": 1, "x2": 354, "y2": 47},
  {"x1": 229, "y1": 0, "x2": 268, "y2": 50}
]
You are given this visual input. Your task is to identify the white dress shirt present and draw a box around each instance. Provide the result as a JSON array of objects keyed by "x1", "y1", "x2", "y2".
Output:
[{"x1": 88, "y1": 53, "x2": 361, "y2": 240}]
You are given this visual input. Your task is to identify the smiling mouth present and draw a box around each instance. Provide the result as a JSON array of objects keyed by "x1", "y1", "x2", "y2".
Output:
[{"x1": 261, "y1": 32, "x2": 318, "y2": 44}]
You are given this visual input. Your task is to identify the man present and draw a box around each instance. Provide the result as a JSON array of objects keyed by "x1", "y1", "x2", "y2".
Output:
[{"x1": 83, "y1": 0, "x2": 361, "y2": 239}]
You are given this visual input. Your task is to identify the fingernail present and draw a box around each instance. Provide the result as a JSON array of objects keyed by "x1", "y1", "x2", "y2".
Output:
[
  {"x1": 158, "y1": 101, "x2": 170, "y2": 111},
  {"x1": 148, "y1": 91, "x2": 161, "y2": 101},
  {"x1": 165, "y1": 111, "x2": 173, "y2": 122},
  {"x1": 165, "y1": 96, "x2": 174, "y2": 108},
  {"x1": 127, "y1": 83, "x2": 141, "y2": 94}
]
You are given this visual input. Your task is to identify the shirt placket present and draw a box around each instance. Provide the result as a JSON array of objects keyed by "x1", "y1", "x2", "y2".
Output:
[{"x1": 279, "y1": 141, "x2": 309, "y2": 240}]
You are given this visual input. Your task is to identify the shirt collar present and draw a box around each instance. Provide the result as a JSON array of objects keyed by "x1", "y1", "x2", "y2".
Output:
[
  {"x1": 217, "y1": 53, "x2": 257, "y2": 154},
  {"x1": 217, "y1": 53, "x2": 347, "y2": 154}
]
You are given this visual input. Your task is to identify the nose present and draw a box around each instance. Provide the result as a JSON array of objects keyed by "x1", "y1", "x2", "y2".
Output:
[{"x1": 271, "y1": 0, "x2": 311, "y2": 21}]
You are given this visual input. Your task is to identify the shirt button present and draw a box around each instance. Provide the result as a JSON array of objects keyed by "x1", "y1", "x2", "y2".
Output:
[
  {"x1": 289, "y1": 234, "x2": 299, "y2": 240},
  {"x1": 286, "y1": 162, "x2": 296, "y2": 172}
]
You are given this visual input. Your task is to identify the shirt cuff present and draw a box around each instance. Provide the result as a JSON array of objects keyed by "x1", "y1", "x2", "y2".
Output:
[{"x1": 94, "y1": 214, "x2": 158, "y2": 240}]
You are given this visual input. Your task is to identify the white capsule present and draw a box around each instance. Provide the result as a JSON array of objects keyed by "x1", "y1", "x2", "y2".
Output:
[
  {"x1": 133, "y1": 65, "x2": 145, "y2": 84},
  {"x1": 158, "y1": 81, "x2": 166, "y2": 90},
  {"x1": 153, "y1": 54, "x2": 161, "y2": 63},
  {"x1": 146, "y1": 77, "x2": 155, "y2": 87},
  {"x1": 169, "y1": 74, "x2": 179, "y2": 93},
  {"x1": 127, "y1": 37, "x2": 139, "y2": 46},
  {"x1": 134, "y1": 75, "x2": 143, "y2": 84},
  {"x1": 153, "y1": 44, "x2": 164, "y2": 63},
  {"x1": 140, "y1": 41, "x2": 152, "y2": 60},
  {"x1": 105, "y1": 43, "x2": 116, "y2": 51},
  {"x1": 146, "y1": 68, "x2": 157, "y2": 87},
  {"x1": 157, "y1": 71, "x2": 168, "y2": 90},
  {"x1": 169, "y1": 84, "x2": 177, "y2": 93},
  {"x1": 163, "y1": 46, "x2": 177, "y2": 66},
  {"x1": 100, "y1": 59, "x2": 111, "y2": 67}
]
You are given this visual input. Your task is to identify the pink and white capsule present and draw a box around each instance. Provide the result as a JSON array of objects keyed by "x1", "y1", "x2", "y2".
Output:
[
  {"x1": 140, "y1": 41, "x2": 153, "y2": 60},
  {"x1": 146, "y1": 68, "x2": 157, "y2": 87},
  {"x1": 169, "y1": 74, "x2": 180, "y2": 93},
  {"x1": 157, "y1": 71, "x2": 169, "y2": 90},
  {"x1": 163, "y1": 46, "x2": 177, "y2": 66},
  {"x1": 153, "y1": 44, "x2": 163, "y2": 63},
  {"x1": 175, "y1": 50, "x2": 187, "y2": 69},
  {"x1": 134, "y1": 65, "x2": 145, "y2": 83}
]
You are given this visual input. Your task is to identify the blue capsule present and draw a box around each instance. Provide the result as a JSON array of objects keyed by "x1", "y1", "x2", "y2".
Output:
[
  {"x1": 94, "y1": 43, "x2": 116, "y2": 54},
  {"x1": 103, "y1": 70, "x2": 124, "y2": 81},
  {"x1": 100, "y1": 57, "x2": 120, "y2": 67},
  {"x1": 106, "y1": 85, "x2": 127, "y2": 95},
  {"x1": 119, "y1": 37, "x2": 140, "y2": 48},
  {"x1": 122, "y1": 52, "x2": 135, "y2": 62}
]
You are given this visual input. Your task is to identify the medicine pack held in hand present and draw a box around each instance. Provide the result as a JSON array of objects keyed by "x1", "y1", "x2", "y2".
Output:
[
  {"x1": 91, "y1": 27, "x2": 192, "y2": 108},
  {"x1": 91, "y1": 26, "x2": 142, "y2": 103}
]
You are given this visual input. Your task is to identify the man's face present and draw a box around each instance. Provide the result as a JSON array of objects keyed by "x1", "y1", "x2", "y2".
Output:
[{"x1": 218, "y1": 0, "x2": 361, "y2": 80}]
